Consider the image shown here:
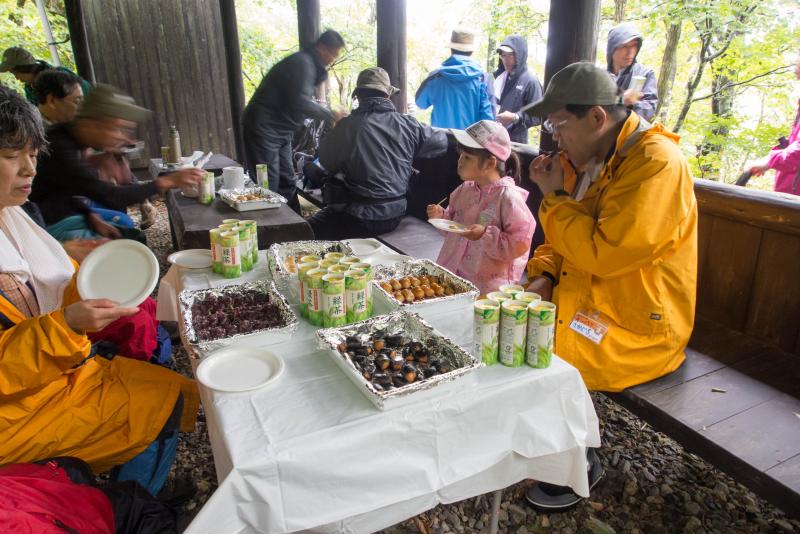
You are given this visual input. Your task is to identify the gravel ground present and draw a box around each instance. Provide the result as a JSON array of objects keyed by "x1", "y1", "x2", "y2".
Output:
[{"x1": 135, "y1": 200, "x2": 800, "y2": 534}]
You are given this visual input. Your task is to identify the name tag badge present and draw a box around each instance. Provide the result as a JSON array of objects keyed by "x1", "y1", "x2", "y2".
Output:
[{"x1": 569, "y1": 311, "x2": 609, "y2": 344}]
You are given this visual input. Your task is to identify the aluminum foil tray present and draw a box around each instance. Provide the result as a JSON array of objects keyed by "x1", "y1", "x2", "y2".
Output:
[
  {"x1": 219, "y1": 187, "x2": 286, "y2": 211},
  {"x1": 316, "y1": 310, "x2": 481, "y2": 410},
  {"x1": 267, "y1": 240, "x2": 355, "y2": 292},
  {"x1": 371, "y1": 258, "x2": 479, "y2": 308},
  {"x1": 179, "y1": 280, "x2": 298, "y2": 352}
]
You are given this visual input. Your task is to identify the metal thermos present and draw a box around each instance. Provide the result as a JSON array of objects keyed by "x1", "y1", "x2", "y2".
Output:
[{"x1": 168, "y1": 125, "x2": 181, "y2": 164}]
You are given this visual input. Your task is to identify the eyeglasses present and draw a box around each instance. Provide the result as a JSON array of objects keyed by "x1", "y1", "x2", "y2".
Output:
[{"x1": 542, "y1": 118, "x2": 568, "y2": 135}]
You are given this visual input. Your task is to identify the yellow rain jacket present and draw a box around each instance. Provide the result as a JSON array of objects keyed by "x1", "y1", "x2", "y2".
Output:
[
  {"x1": 0, "y1": 266, "x2": 199, "y2": 472},
  {"x1": 528, "y1": 113, "x2": 697, "y2": 391}
]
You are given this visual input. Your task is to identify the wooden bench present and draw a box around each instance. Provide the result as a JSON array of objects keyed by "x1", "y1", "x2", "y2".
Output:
[{"x1": 609, "y1": 180, "x2": 800, "y2": 519}]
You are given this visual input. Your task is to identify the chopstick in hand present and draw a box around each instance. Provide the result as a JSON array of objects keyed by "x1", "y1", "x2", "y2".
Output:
[{"x1": 436, "y1": 195, "x2": 448, "y2": 206}]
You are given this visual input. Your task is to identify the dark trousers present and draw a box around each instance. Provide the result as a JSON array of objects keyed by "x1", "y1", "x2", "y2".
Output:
[
  {"x1": 308, "y1": 208, "x2": 403, "y2": 240},
  {"x1": 242, "y1": 116, "x2": 300, "y2": 212}
]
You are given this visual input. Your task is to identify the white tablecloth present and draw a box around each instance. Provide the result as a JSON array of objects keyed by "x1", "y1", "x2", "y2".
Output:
[{"x1": 158, "y1": 240, "x2": 601, "y2": 534}]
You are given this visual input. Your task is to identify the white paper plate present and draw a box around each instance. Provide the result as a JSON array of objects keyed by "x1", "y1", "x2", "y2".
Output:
[
  {"x1": 196, "y1": 347, "x2": 284, "y2": 392},
  {"x1": 168, "y1": 249, "x2": 212, "y2": 269},
  {"x1": 428, "y1": 218, "x2": 468, "y2": 234},
  {"x1": 77, "y1": 240, "x2": 159, "y2": 307},
  {"x1": 344, "y1": 238, "x2": 382, "y2": 256},
  {"x1": 378, "y1": 253, "x2": 412, "y2": 265}
]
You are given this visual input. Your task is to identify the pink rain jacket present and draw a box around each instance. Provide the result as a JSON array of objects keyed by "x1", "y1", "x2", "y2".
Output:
[
  {"x1": 435, "y1": 177, "x2": 536, "y2": 294},
  {"x1": 768, "y1": 99, "x2": 800, "y2": 195}
]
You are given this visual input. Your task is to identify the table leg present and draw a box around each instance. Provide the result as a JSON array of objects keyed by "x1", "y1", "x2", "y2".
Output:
[{"x1": 488, "y1": 489, "x2": 503, "y2": 534}]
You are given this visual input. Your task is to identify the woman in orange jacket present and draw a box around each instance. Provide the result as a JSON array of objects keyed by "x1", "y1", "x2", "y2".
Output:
[{"x1": 0, "y1": 86, "x2": 198, "y2": 496}]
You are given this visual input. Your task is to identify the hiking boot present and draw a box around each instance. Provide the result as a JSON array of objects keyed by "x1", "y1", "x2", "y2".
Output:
[
  {"x1": 156, "y1": 477, "x2": 197, "y2": 508},
  {"x1": 524, "y1": 448, "x2": 605, "y2": 513},
  {"x1": 140, "y1": 200, "x2": 156, "y2": 230}
]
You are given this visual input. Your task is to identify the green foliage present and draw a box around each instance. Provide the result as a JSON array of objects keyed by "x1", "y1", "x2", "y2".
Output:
[{"x1": 0, "y1": 0, "x2": 77, "y2": 95}]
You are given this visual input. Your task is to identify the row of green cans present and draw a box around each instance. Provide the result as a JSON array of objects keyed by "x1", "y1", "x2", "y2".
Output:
[
  {"x1": 473, "y1": 292, "x2": 556, "y2": 368},
  {"x1": 208, "y1": 219, "x2": 259, "y2": 279},
  {"x1": 297, "y1": 252, "x2": 373, "y2": 326}
]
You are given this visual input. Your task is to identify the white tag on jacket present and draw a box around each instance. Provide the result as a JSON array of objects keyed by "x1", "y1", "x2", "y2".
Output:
[{"x1": 569, "y1": 310, "x2": 608, "y2": 344}]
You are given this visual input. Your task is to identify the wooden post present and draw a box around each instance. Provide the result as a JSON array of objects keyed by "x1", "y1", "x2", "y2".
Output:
[
  {"x1": 219, "y1": 0, "x2": 246, "y2": 163},
  {"x1": 297, "y1": 0, "x2": 321, "y2": 50},
  {"x1": 540, "y1": 0, "x2": 601, "y2": 152},
  {"x1": 376, "y1": 0, "x2": 407, "y2": 112},
  {"x1": 63, "y1": 0, "x2": 95, "y2": 82}
]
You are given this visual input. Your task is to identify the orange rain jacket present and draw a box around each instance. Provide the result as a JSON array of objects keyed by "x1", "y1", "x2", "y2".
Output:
[
  {"x1": 528, "y1": 113, "x2": 698, "y2": 392},
  {"x1": 0, "y1": 265, "x2": 199, "y2": 472}
]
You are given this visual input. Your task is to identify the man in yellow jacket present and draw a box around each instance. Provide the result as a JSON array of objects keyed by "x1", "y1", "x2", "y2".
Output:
[
  {"x1": 520, "y1": 62, "x2": 697, "y2": 511},
  {"x1": 0, "y1": 85, "x2": 199, "y2": 498}
]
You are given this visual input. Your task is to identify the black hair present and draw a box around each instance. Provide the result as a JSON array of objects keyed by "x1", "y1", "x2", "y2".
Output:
[
  {"x1": 458, "y1": 144, "x2": 521, "y2": 182},
  {"x1": 11, "y1": 61, "x2": 47, "y2": 75},
  {"x1": 32, "y1": 69, "x2": 80, "y2": 103},
  {"x1": 353, "y1": 88, "x2": 388, "y2": 100},
  {"x1": 451, "y1": 49, "x2": 473, "y2": 56},
  {"x1": 317, "y1": 29, "x2": 345, "y2": 50},
  {"x1": 564, "y1": 103, "x2": 629, "y2": 121},
  {"x1": 0, "y1": 85, "x2": 47, "y2": 150}
]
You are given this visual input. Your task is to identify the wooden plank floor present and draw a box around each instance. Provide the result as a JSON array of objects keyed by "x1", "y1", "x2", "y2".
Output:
[{"x1": 609, "y1": 316, "x2": 800, "y2": 518}]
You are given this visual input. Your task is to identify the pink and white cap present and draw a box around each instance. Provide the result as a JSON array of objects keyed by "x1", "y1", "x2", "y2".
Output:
[{"x1": 451, "y1": 120, "x2": 512, "y2": 161}]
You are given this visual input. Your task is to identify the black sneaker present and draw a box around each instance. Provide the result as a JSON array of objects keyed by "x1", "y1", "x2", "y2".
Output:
[
  {"x1": 157, "y1": 478, "x2": 197, "y2": 508},
  {"x1": 524, "y1": 448, "x2": 605, "y2": 512}
]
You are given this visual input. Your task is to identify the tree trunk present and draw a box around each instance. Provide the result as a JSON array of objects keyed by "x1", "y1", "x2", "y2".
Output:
[
  {"x1": 698, "y1": 70, "x2": 734, "y2": 177},
  {"x1": 614, "y1": 0, "x2": 627, "y2": 23},
  {"x1": 487, "y1": 36, "x2": 496, "y2": 74},
  {"x1": 672, "y1": 35, "x2": 710, "y2": 133},
  {"x1": 655, "y1": 21, "x2": 681, "y2": 118}
]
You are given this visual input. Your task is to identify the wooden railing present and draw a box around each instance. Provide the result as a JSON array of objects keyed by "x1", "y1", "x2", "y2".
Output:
[{"x1": 694, "y1": 179, "x2": 800, "y2": 356}]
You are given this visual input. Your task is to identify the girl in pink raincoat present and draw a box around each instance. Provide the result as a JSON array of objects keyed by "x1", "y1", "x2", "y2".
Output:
[
  {"x1": 427, "y1": 120, "x2": 536, "y2": 295},
  {"x1": 749, "y1": 57, "x2": 800, "y2": 196}
]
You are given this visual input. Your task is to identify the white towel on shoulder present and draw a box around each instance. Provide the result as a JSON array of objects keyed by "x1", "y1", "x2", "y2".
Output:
[{"x1": 0, "y1": 206, "x2": 75, "y2": 313}]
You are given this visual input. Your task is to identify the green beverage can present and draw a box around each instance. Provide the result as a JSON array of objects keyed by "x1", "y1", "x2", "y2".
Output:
[
  {"x1": 322, "y1": 273, "x2": 346, "y2": 327},
  {"x1": 474, "y1": 299, "x2": 501, "y2": 365},
  {"x1": 500, "y1": 300, "x2": 528, "y2": 367},
  {"x1": 222, "y1": 218, "x2": 240, "y2": 226},
  {"x1": 220, "y1": 230, "x2": 241, "y2": 279},
  {"x1": 318, "y1": 259, "x2": 338, "y2": 270},
  {"x1": 526, "y1": 301, "x2": 557, "y2": 368},
  {"x1": 199, "y1": 171, "x2": 215, "y2": 204},
  {"x1": 487, "y1": 291, "x2": 512, "y2": 305},
  {"x1": 209, "y1": 228, "x2": 222, "y2": 274},
  {"x1": 345, "y1": 269, "x2": 369, "y2": 323},
  {"x1": 340, "y1": 256, "x2": 361, "y2": 266},
  {"x1": 297, "y1": 261, "x2": 319, "y2": 318},
  {"x1": 515, "y1": 292, "x2": 542, "y2": 305},
  {"x1": 328, "y1": 264, "x2": 349, "y2": 275},
  {"x1": 241, "y1": 220, "x2": 258, "y2": 264},
  {"x1": 234, "y1": 225, "x2": 253, "y2": 272},
  {"x1": 499, "y1": 284, "x2": 526, "y2": 299},
  {"x1": 256, "y1": 163, "x2": 268, "y2": 187},
  {"x1": 323, "y1": 252, "x2": 345, "y2": 262},
  {"x1": 351, "y1": 262, "x2": 373, "y2": 315},
  {"x1": 305, "y1": 268, "x2": 327, "y2": 326},
  {"x1": 300, "y1": 254, "x2": 321, "y2": 264}
]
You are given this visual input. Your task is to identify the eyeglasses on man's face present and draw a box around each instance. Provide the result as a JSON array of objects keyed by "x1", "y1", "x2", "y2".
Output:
[{"x1": 542, "y1": 118, "x2": 569, "y2": 135}]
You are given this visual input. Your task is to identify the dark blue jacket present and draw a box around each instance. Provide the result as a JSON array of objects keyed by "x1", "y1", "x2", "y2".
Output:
[
  {"x1": 606, "y1": 23, "x2": 659, "y2": 121},
  {"x1": 493, "y1": 36, "x2": 543, "y2": 143}
]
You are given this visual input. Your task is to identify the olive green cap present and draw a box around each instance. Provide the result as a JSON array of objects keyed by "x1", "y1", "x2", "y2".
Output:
[
  {"x1": 522, "y1": 62, "x2": 622, "y2": 117},
  {"x1": 0, "y1": 47, "x2": 36, "y2": 72},
  {"x1": 352, "y1": 67, "x2": 398, "y2": 97},
  {"x1": 76, "y1": 83, "x2": 150, "y2": 123}
]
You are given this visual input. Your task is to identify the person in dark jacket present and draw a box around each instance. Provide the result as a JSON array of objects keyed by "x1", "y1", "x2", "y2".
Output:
[
  {"x1": 242, "y1": 30, "x2": 345, "y2": 211},
  {"x1": 309, "y1": 67, "x2": 448, "y2": 240},
  {"x1": 493, "y1": 35, "x2": 543, "y2": 143},
  {"x1": 0, "y1": 46, "x2": 91, "y2": 106},
  {"x1": 31, "y1": 84, "x2": 201, "y2": 227},
  {"x1": 605, "y1": 23, "x2": 658, "y2": 121},
  {"x1": 32, "y1": 69, "x2": 83, "y2": 127}
]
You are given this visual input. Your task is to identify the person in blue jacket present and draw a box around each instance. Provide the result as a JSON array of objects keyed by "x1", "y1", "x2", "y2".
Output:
[
  {"x1": 415, "y1": 27, "x2": 494, "y2": 129},
  {"x1": 493, "y1": 35, "x2": 543, "y2": 143}
]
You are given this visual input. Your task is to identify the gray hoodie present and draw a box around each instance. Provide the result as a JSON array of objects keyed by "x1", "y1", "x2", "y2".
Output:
[{"x1": 606, "y1": 23, "x2": 658, "y2": 121}]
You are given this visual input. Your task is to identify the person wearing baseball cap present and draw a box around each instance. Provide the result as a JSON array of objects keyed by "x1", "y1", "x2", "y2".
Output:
[
  {"x1": 492, "y1": 35, "x2": 543, "y2": 143},
  {"x1": 31, "y1": 84, "x2": 202, "y2": 233},
  {"x1": 521, "y1": 62, "x2": 697, "y2": 511},
  {"x1": 309, "y1": 67, "x2": 447, "y2": 239},
  {"x1": 0, "y1": 46, "x2": 91, "y2": 106},
  {"x1": 426, "y1": 119, "x2": 535, "y2": 294},
  {"x1": 414, "y1": 27, "x2": 495, "y2": 129}
]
